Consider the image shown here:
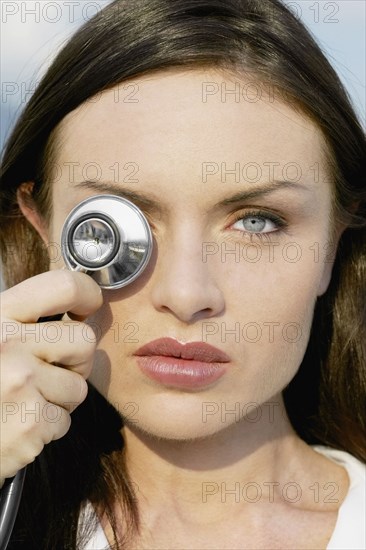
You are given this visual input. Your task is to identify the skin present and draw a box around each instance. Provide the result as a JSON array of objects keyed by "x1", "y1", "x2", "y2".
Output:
[{"x1": 19, "y1": 68, "x2": 349, "y2": 548}]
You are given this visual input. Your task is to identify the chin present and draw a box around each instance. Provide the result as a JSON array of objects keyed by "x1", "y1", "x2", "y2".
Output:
[
  {"x1": 120, "y1": 396, "x2": 230, "y2": 442},
  {"x1": 124, "y1": 419, "x2": 225, "y2": 442}
]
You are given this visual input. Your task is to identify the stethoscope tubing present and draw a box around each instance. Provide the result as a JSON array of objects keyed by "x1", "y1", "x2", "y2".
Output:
[{"x1": 0, "y1": 468, "x2": 26, "y2": 550}]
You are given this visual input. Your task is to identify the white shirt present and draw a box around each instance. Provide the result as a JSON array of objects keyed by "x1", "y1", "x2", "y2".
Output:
[{"x1": 78, "y1": 445, "x2": 366, "y2": 549}]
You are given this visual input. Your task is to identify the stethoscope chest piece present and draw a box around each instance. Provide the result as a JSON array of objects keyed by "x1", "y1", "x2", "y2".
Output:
[{"x1": 61, "y1": 194, "x2": 153, "y2": 289}]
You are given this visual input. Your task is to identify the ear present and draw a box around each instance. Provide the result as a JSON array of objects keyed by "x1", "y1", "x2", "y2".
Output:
[
  {"x1": 17, "y1": 182, "x2": 49, "y2": 244},
  {"x1": 317, "y1": 224, "x2": 346, "y2": 297}
]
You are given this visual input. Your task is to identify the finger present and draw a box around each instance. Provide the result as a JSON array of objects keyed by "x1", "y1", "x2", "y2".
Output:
[
  {"x1": 2, "y1": 395, "x2": 72, "y2": 477},
  {"x1": 27, "y1": 320, "x2": 98, "y2": 373},
  {"x1": 1, "y1": 270, "x2": 103, "y2": 323},
  {"x1": 34, "y1": 360, "x2": 89, "y2": 412},
  {"x1": 2, "y1": 354, "x2": 89, "y2": 410}
]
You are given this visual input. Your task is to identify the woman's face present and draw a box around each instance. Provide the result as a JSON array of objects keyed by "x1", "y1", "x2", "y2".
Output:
[{"x1": 47, "y1": 68, "x2": 337, "y2": 439}]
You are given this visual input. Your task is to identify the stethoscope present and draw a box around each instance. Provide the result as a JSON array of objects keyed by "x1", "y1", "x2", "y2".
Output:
[{"x1": 0, "y1": 195, "x2": 153, "y2": 550}]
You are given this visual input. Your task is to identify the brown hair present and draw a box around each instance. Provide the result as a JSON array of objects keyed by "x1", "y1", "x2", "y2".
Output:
[{"x1": 1, "y1": 0, "x2": 365, "y2": 548}]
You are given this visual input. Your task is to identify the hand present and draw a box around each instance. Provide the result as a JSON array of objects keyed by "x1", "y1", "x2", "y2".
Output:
[{"x1": 0, "y1": 270, "x2": 103, "y2": 483}]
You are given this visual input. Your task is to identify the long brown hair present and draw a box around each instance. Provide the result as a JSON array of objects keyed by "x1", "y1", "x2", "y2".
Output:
[{"x1": 1, "y1": 0, "x2": 365, "y2": 548}]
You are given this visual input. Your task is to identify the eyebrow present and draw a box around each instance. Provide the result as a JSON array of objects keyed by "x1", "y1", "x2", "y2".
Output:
[{"x1": 74, "y1": 179, "x2": 311, "y2": 214}]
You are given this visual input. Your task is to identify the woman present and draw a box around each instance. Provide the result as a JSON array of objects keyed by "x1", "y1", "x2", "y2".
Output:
[{"x1": 0, "y1": 0, "x2": 365, "y2": 548}]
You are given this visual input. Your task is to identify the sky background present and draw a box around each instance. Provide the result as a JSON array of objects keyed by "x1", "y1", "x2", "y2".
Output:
[{"x1": 1, "y1": 0, "x2": 365, "y2": 151}]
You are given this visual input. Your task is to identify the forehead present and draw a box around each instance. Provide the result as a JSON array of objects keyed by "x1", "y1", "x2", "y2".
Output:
[{"x1": 55, "y1": 67, "x2": 328, "y2": 193}]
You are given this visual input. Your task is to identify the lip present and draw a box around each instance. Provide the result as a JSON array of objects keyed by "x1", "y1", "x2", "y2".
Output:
[
  {"x1": 134, "y1": 337, "x2": 231, "y2": 362},
  {"x1": 134, "y1": 337, "x2": 231, "y2": 389}
]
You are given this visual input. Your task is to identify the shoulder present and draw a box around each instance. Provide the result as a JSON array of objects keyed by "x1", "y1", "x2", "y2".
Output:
[
  {"x1": 77, "y1": 501, "x2": 110, "y2": 550},
  {"x1": 312, "y1": 445, "x2": 365, "y2": 550}
]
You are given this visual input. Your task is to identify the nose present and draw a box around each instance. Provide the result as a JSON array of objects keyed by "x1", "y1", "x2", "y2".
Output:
[{"x1": 150, "y1": 225, "x2": 225, "y2": 323}]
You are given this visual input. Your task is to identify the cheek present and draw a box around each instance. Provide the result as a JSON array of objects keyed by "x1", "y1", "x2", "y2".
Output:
[
  {"x1": 215, "y1": 239, "x2": 323, "y2": 314},
  {"x1": 87, "y1": 296, "x2": 141, "y2": 396},
  {"x1": 206, "y1": 245, "x2": 322, "y2": 379},
  {"x1": 237, "y1": 296, "x2": 315, "y2": 401}
]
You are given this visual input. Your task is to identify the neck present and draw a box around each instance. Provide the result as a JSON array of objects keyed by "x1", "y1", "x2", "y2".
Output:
[{"x1": 121, "y1": 395, "x2": 309, "y2": 523}]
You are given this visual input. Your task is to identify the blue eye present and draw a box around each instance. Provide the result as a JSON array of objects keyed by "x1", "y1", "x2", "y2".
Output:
[
  {"x1": 230, "y1": 210, "x2": 287, "y2": 239},
  {"x1": 236, "y1": 215, "x2": 275, "y2": 233}
]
